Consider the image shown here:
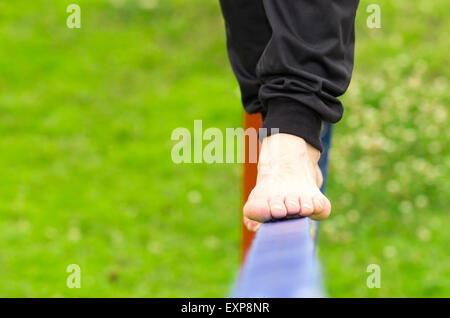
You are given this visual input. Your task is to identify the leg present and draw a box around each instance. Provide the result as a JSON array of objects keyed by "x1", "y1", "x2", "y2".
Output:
[
  {"x1": 219, "y1": 0, "x2": 271, "y2": 114},
  {"x1": 257, "y1": 0, "x2": 360, "y2": 151},
  {"x1": 220, "y1": 0, "x2": 359, "y2": 229}
]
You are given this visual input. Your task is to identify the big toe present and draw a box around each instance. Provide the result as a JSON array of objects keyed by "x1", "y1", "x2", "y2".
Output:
[{"x1": 243, "y1": 198, "x2": 271, "y2": 222}]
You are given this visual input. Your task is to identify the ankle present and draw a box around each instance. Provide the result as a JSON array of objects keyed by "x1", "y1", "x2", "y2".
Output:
[{"x1": 262, "y1": 133, "x2": 320, "y2": 163}]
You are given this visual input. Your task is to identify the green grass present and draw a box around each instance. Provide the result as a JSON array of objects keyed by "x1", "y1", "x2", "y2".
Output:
[{"x1": 0, "y1": 0, "x2": 448, "y2": 297}]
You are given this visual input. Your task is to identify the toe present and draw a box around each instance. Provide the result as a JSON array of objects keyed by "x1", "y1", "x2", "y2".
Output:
[
  {"x1": 300, "y1": 195, "x2": 314, "y2": 216},
  {"x1": 243, "y1": 198, "x2": 271, "y2": 222},
  {"x1": 269, "y1": 196, "x2": 287, "y2": 219},
  {"x1": 244, "y1": 217, "x2": 262, "y2": 232},
  {"x1": 310, "y1": 195, "x2": 332, "y2": 221},
  {"x1": 285, "y1": 194, "x2": 301, "y2": 215},
  {"x1": 313, "y1": 196, "x2": 324, "y2": 213}
]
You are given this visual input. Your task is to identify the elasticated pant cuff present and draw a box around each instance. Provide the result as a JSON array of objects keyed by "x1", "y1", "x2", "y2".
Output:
[{"x1": 261, "y1": 98, "x2": 323, "y2": 152}]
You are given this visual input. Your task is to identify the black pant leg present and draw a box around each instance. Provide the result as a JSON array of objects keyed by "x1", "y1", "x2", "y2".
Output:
[
  {"x1": 219, "y1": 0, "x2": 271, "y2": 114},
  {"x1": 220, "y1": 0, "x2": 359, "y2": 151}
]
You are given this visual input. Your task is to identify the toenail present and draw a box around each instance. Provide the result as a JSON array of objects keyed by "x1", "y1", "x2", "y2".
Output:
[{"x1": 272, "y1": 203, "x2": 284, "y2": 210}]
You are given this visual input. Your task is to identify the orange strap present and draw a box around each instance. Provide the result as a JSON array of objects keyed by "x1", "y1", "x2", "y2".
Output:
[{"x1": 241, "y1": 112, "x2": 262, "y2": 262}]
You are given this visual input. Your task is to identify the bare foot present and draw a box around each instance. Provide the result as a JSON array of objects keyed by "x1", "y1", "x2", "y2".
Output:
[{"x1": 243, "y1": 133, "x2": 331, "y2": 232}]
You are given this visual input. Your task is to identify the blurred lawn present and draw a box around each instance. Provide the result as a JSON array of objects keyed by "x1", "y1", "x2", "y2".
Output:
[{"x1": 0, "y1": 0, "x2": 448, "y2": 297}]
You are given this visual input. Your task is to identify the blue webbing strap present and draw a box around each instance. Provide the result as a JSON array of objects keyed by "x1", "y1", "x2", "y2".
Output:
[{"x1": 233, "y1": 123, "x2": 333, "y2": 298}]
